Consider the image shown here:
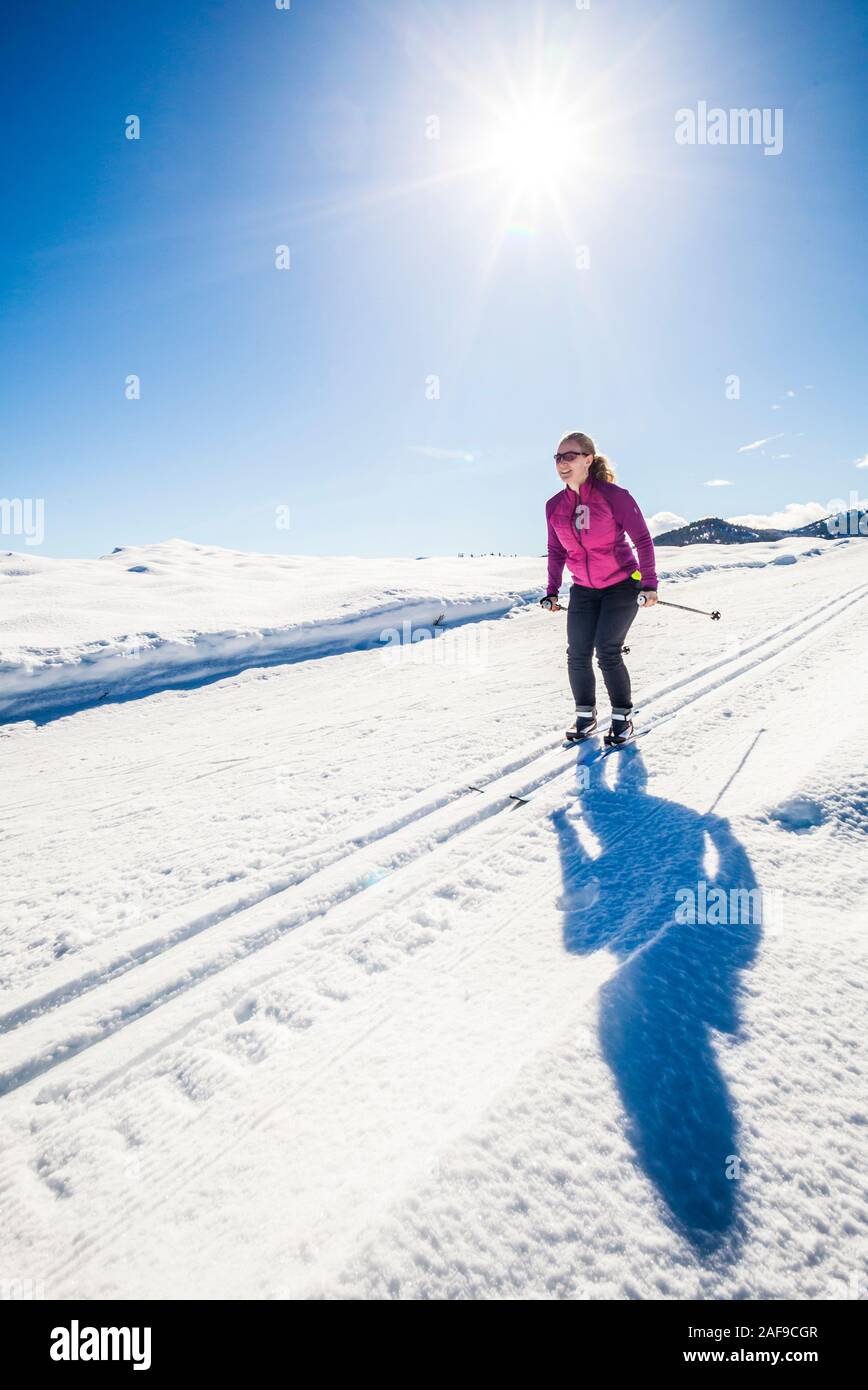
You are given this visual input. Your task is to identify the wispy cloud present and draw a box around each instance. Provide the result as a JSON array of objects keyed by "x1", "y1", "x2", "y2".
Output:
[
  {"x1": 737, "y1": 433, "x2": 785, "y2": 453},
  {"x1": 770, "y1": 385, "x2": 810, "y2": 409},
  {"x1": 409, "y1": 445, "x2": 477, "y2": 462},
  {"x1": 854, "y1": 454, "x2": 868, "y2": 469},
  {"x1": 705, "y1": 479, "x2": 733, "y2": 487}
]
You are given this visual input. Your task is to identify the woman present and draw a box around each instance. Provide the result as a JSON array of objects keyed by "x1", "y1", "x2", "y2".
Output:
[{"x1": 541, "y1": 431, "x2": 658, "y2": 746}]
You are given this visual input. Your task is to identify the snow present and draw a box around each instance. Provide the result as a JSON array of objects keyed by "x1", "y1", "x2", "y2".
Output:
[
  {"x1": 0, "y1": 535, "x2": 866, "y2": 1299},
  {"x1": 0, "y1": 534, "x2": 844, "y2": 721}
]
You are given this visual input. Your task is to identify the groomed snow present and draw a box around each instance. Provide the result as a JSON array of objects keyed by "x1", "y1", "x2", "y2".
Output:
[
  {"x1": 0, "y1": 537, "x2": 866, "y2": 1300},
  {"x1": 0, "y1": 535, "x2": 841, "y2": 720}
]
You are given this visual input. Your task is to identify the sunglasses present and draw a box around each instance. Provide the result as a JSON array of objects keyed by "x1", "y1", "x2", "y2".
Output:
[{"x1": 554, "y1": 451, "x2": 590, "y2": 464}]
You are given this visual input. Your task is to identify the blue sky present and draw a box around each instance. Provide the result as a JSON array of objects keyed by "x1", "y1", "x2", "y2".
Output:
[{"x1": 2, "y1": 0, "x2": 867, "y2": 558}]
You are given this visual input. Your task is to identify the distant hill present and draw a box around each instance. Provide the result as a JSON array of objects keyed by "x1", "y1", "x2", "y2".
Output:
[
  {"x1": 791, "y1": 511, "x2": 868, "y2": 539},
  {"x1": 653, "y1": 512, "x2": 867, "y2": 546},
  {"x1": 653, "y1": 518, "x2": 785, "y2": 545}
]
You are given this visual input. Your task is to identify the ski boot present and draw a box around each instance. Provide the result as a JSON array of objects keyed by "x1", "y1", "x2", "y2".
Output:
[
  {"x1": 565, "y1": 707, "x2": 598, "y2": 743},
  {"x1": 603, "y1": 709, "x2": 634, "y2": 748}
]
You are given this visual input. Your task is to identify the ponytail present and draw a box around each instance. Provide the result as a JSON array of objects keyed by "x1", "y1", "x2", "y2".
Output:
[{"x1": 589, "y1": 453, "x2": 615, "y2": 483}]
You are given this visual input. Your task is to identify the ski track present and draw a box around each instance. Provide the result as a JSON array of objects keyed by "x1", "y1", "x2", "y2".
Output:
[
  {"x1": 0, "y1": 679, "x2": 541, "y2": 935},
  {"x1": 4, "y1": 571, "x2": 864, "y2": 1017},
  {"x1": 19, "y1": 683, "x2": 865, "y2": 1299},
  {"x1": 0, "y1": 560, "x2": 866, "y2": 1297},
  {"x1": 1, "y1": 579, "x2": 865, "y2": 1101}
]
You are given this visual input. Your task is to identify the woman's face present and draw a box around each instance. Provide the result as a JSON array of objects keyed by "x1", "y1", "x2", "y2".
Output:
[{"x1": 554, "y1": 441, "x2": 592, "y2": 488}]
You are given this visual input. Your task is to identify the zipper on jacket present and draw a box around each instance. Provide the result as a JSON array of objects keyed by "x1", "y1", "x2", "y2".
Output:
[{"x1": 573, "y1": 479, "x2": 590, "y2": 585}]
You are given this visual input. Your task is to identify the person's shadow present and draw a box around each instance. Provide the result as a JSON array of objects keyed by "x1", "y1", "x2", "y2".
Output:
[{"x1": 550, "y1": 745, "x2": 761, "y2": 1252}]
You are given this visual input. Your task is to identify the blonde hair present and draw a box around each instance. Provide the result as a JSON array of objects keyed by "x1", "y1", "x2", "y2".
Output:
[{"x1": 559, "y1": 431, "x2": 616, "y2": 483}]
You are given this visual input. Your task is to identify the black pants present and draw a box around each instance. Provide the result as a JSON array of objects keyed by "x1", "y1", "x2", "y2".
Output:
[{"x1": 566, "y1": 575, "x2": 640, "y2": 714}]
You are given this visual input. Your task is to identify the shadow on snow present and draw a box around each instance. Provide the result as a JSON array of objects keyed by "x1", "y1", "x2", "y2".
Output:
[{"x1": 550, "y1": 744, "x2": 761, "y2": 1254}]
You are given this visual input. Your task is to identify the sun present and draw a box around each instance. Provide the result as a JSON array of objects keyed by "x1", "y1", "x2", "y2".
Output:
[{"x1": 478, "y1": 97, "x2": 586, "y2": 196}]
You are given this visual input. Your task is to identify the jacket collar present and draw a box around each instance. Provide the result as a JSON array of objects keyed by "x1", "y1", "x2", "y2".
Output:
[{"x1": 565, "y1": 473, "x2": 594, "y2": 502}]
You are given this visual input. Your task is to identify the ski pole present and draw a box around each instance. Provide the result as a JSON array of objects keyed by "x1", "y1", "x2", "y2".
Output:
[
  {"x1": 637, "y1": 594, "x2": 721, "y2": 620},
  {"x1": 540, "y1": 595, "x2": 721, "y2": 620}
]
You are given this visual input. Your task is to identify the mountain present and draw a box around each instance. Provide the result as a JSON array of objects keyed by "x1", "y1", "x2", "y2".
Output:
[
  {"x1": 653, "y1": 518, "x2": 785, "y2": 545},
  {"x1": 654, "y1": 511, "x2": 867, "y2": 546}
]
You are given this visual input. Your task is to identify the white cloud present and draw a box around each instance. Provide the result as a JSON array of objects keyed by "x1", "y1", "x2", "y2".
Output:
[
  {"x1": 770, "y1": 453, "x2": 793, "y2": 459},
  {"x1": 705, "y1": 479, "x2": 733, "y2": 487},
  {"x1": 737, "y1": 433, "x2": 785, "y2": 453},
  {"x1": 409, "y1": 445, "x2": 477, "y2": 462},
  {"x1": 854, "y1": 454, "x2": 868, "y2": 469},
  {"x1": 727, "y1": 501, "x2": 829, "y2": 531},
  {"x1": 785, "y1": 389, "x2": 796, "y2": 397},
  {"x1": 647, "y1": 511, "x2": 688, "y2": 537}
]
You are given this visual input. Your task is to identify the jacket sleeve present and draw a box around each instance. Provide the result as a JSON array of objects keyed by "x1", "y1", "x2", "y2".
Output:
[
  {"x1": 615, "y1": 489, "x2": 658, "y2": 589},
  {"x1": 545, "y1": 501, "x2": 567, "y2": 596}
]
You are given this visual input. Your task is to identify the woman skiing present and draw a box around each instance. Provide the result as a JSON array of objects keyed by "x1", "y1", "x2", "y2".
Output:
[{"x1": 541, "y1": 431, "x2": 658, "y2": 747}]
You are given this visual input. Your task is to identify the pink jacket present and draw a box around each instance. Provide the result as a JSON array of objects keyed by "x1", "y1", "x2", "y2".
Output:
[{"x1": 546, "y1": 475, "x2": 658, "y2": 593}]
